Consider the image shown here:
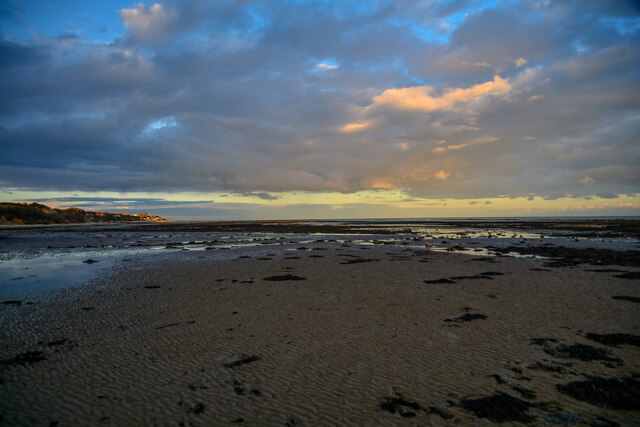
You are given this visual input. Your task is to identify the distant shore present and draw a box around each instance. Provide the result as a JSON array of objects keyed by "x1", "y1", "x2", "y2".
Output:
[{"x1": 0, "y1": 202, "x2": 167, "y2": 225}]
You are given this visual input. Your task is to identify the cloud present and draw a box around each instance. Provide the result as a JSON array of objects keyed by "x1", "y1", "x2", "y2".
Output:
[
  {"x1": 371, "y1": 75, "x2": 511, "y2": 112},
  {"x1": 434, "y1": 170, "x2": 450, "y2": 180},
  {"x1": 339, "y1": 122, "x2": 374, "y2": 133},
  {"x1": 316, "y1": 63, "x2": 338, "y2": 70},
  {"x1": 570, "y1": 202, "x2": 640, "y2": 211},
  {"x1": 235, "y1": 192, "x2": 280, "y2": 200},
  {"x1": 28, "y1": 197, "x2": 214, "y2": 209},
  {"x1": 514, "y1": 57, "x2": 527, "y2": 67},
  {"x1": 0, "y1": 0, "x2": 638, "y2": 204},
  {"x1": 433, "y1": 135, "x2": 498, "y2": 152},
  {"x1": 120, "y1": 3, "x2": 172, "y2": 42},
  {"x1": 580, "y1": 176, "x2": 595, "y2": 184}
]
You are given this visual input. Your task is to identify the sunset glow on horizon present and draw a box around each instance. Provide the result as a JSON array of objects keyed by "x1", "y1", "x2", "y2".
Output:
[{"x1": 1, "y1": 1, "x2": 639, "y2": 220}]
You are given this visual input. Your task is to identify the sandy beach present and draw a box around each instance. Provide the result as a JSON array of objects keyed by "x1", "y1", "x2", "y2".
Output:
[{"x1": 1, "y1": 225, "x2": 639, "y2": 426}]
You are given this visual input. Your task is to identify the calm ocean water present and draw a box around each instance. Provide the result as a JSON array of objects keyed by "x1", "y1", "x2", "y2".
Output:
[{"x1": 1, "y1": 218, "x2": 638, "y2": 298}]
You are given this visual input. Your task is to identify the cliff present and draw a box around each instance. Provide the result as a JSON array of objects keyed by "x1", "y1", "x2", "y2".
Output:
[{"x1": 0, "y1": 202, "x2": 168, "y2": 225}]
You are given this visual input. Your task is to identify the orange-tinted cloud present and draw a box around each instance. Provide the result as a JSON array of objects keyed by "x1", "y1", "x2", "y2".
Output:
[
  {"x1": 339, "y1": 121, "x2": 374, "y2": 133},
  {"x1": 372, "y1": 75, "x2": 511, "y2": 112},
  {"x1": 434, "y1": 170, "x2": 450, "y2": 180}
]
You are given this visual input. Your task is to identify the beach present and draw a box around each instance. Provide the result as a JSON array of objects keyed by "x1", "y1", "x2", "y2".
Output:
[{"x1": 1, "y1": 220, "x2": 639, "y2": 425}]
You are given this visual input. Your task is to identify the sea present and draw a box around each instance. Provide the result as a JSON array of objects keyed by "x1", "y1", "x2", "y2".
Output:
[{"x1": 1, "y1": 217, "x2": 638, "y2": 299}]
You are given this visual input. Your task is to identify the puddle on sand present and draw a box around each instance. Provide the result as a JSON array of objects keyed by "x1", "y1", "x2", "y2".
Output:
[{"x1": 0, "y1": 248, "x2": 159, "y2": 297}]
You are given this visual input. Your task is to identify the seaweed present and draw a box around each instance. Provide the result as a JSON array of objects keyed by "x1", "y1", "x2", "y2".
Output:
[
  {"x1": 459, "y1": 392, "x2": 533, "y2": 423},
  {"x1": 556, "y1": 377, "x2": 640, "y2": 410},
  {"x1": 263, "y1": 274, "x2": 306, "y2": 281},
  {"x1": 585, "y1": 333, "x2": 640, "y2": 347}
]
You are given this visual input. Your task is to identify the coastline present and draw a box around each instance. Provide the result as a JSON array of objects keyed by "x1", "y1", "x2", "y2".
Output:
[{"x1": 1, "y1": 239, "x2": 639, "y2": 425}]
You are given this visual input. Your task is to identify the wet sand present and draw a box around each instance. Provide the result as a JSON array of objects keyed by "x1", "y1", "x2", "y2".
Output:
[{"x1": 1, "y1": 245, "x2": 639, "y2": 425}]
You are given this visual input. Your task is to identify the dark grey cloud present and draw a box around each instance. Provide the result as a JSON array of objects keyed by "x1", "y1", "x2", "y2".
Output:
[
  {"x1": 234, "y1": 192, "x2": 280, "y2": 200},
  {"x1": 1, "y1": 0, "x2": 638, "y2": 201},
  {"x1": 31, "y1": 197, "x2": 213, "y2": 207}
]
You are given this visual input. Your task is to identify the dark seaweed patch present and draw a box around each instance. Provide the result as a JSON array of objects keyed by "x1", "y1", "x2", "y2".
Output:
[
  {"x1": 1, "y1": 300, "x2": 22, "y2": 306},
  {"x1": 3, "y1": 350, "x2": 46, "y2": 366},
  {"x1": 379, "y1": 394, "x2": 423, "y2": 418},
  {"x1": 263, "y1": 274, "x2": 306, "y2": 281},
  {"x1": 556, "y1": 377, "x2": 640, "y2": 410},
  {"x1": 450, "y1": 275, "x2": 493, "y2": 281},
  {"x1": 189, "y1": 403, "x2": 205, "y2": 414},
  {"x1": 489, "y1": 374, "x2": 505, "y2": 384},
  {"x1": 585, "y1": 333, "x2": 640, "y2": 347},
  {"x1": 223, "y1": 355, "x2": 262, "y2": 368},
  {"x1": 459, "y1": 392, "x2": 533, "y2": 423},
  {"x1": 156, "y1": 322, "x2": 179, "y2": 330},
  {"x1": 527, "y1": 361, "x2": 565, "y2": 373},
  {"x1": 424, "y1": 278, "x2": 456, "y2": 284},
  {"x1": 445, "y1": 313, "x2": 487, "y2": 322},
  {"x1": 614, "y1": 271, "x2": 640, "y2": 280},
  {"x1": 339, "y1": 259, "x2": 378, "y2": 265},
  {"x1": 493, "y1": 245, "x2": 640, "y2": 268},
  {"x1": 511, "y1": 386, "x2": 536, "y2": 399},
  {"x1": 612, "y1": 296, "x2": 640, "y2": 303},
  {"x1": 544, "y1": 344, "x2": 620, "y2": 364}
]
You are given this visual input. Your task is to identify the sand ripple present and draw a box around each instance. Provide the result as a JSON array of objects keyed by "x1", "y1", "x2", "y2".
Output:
[{"x1": 1, "y1": 248, "x2": 639, "y2": 425}]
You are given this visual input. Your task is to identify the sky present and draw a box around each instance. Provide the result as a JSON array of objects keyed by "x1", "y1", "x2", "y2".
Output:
[{"x1": 1, "y1": 0, "x2": 639, "y2": 220}]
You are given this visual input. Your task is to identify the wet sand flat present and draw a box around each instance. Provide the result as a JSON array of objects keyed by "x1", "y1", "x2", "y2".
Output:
[{"x1": 1, "y1": 247, "x2": 639, "y2": 425}]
